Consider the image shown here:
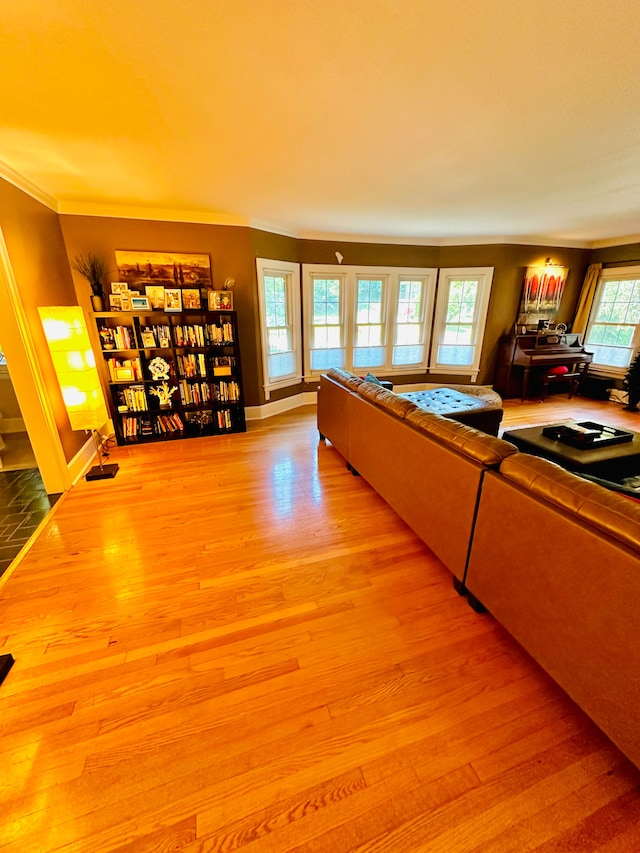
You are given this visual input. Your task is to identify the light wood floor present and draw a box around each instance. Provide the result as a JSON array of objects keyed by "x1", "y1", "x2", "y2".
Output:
[{"x1": 1, "y1": 396, "x2": 640, "y2": 852}]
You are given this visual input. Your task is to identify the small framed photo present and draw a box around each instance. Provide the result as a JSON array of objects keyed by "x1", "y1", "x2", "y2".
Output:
[
  {"x1": 145, "y1": 285, "x2": 165, "y2": 310},
  {"x1": 111, "y1": 282, "x2": 129, "y2": 294},
  {"x1": 130, "y1": 295, "x2": 151, "y2": 311},
  {"x1": 208, "y1": 291, "x2": 233, "y2": 310},
  {"x1": 114, "y1": 366, "x2": 135, "y2": 381},
  {"x1": 164, "y1": 288, "x2": 182, "y2": 312},
  {"x1": 120, "y1": 292, "x2": 132, "y2": 311},
  {"x1": 141, "y1": 330, "x2": 157, "y2": 347},
  {"x1": 182, "y1": 288, "x2": 201, "y2": 309},
  {"x1": 109, "y1": 294, "x2": 123, "y2": 311}
]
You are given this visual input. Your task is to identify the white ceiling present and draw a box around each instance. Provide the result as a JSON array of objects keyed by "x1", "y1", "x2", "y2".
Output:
[{"x1": 3, "y1": 0, "x2": 640, "y2": 246}]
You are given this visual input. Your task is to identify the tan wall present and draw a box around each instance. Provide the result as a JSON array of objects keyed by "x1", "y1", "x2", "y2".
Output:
[
  {"x1": 0, "y1": 178, "x2": 86, "y2": 463},
  {"x1": 591, "y1": 242, "x2": 640, "y2": 266}
]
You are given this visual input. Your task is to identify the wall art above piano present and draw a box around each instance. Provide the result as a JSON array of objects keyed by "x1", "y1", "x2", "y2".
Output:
[{"x1": 517, "y1": 263, "x2": 568, "y2": 330}]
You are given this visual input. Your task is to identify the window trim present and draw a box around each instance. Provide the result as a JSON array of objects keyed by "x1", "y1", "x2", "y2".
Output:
[
  {"x1": 584, "y1": 265, "x2": 640, "y2": 379},
  {"x1": 302, "y1": 264, "x2": 437, "y2": 378},
  {"x1": 256, "y1": 258, "x2": 302, "y2": 398},
  {"x1": 430, "y1": 267, "x2": 494, "y2": 380}
]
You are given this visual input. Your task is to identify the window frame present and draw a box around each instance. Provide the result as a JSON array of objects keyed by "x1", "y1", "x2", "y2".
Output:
[
  {"x1": 430, "y1": 267, "x2": 494, "y2": 380},
  {"x1": 302, "y1": 264, "x2": 437, "y2": 378},
  {"x1": 256, "y1": 258, "x2": 302, "y2": 398},
  {"x1": 584, "y1": 265, "x2": 640, "y2": 378}
]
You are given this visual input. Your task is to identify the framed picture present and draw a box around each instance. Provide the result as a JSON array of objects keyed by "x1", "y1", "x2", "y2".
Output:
[
  {"x1": 141, "y1": 330, "x2": 157, "y2": 347},
  {"x1": 109, "y1": 294, "x2": 123, "y2": 311},
  {"x1": 130, "y1": 295, "x2": 151, "y2": 311},
  {"x1": 182, "y1": 288, "x2": 201, "y2": 309},
  {"x1": 120, "y1": 293, "x2": 132, "y2": 311},
  {"x1": 208, "y1": 291, "x2": 233, "y2": 310},
  {"x1": 111, "y1": 282, "x2": 129, "y2": 294},
  {"x1": 115, "y1": 250, "x2": 212, "y2": 290},
  {"x1": 114, "y1": 366, "x2": 135, "y2": 381},
  {"x1": 164, "y1": 288, "x2": 182, "y2": 312},
  {"x1": 145, "y1": 285, "x2": 165, "y2": 310}
]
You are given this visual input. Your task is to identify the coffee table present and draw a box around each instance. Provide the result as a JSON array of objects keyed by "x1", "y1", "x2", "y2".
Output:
[{"x1": 502, "y1": 420, "x2": 640, "y2": 478}]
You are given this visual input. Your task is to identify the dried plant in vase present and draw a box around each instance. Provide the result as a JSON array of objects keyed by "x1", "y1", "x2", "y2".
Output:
[{"x1": 72, "y1": 254, "x2": 107, "y2": 310}]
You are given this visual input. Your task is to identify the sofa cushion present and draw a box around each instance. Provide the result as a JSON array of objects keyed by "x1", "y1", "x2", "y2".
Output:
[
  {"x1": 406, "y1": 410, "x2": 517, "y2": 466},
  {"x1": 499, "y1": 454, "x2": 640, "y2": 552},
  {"x1": 357, "y1": 382, "x2": 417, "y2": 418},
  {"x1": 325, "y1": 367, "x2": 362, "y2": 392}
]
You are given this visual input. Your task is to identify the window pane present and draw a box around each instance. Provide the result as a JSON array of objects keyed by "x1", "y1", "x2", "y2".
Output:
[
  {"x1": 267, "y1": 328, "x2": 290, "y2": 354},
  {"x1": 268, "y1": 351, "x2": 296, "y2": 378},
  {"x1": 265, "y1": 275, "x2": 288, "y2": 330},
  {"x1": 443, "y1": 324, "x2": 473, "y2": 345},
  {"x1": 356, "y1": 325, "x2": 382, "y2": 347},
  {"x1": 395, "y1": 324, "x2": 420, "y2": 345},
  {"x1": 311, "y1": 348, "x2": 345, "y2": 370},
  {"x1": 585, "y1": 344, "x2": 632, "y2": 368},
  {"x1": 353, "y1": 346, "x2": 385, "y2": 367},
  {"x1": 437, "y1": 344, "x2": 475, "y2": 365},
  {"x1": 393, "y1": 344, "x2": 424, "y2": 365},
  {"x1": 313, "y1": 279, "x2": 341, "y2": 326},
  {"x1": 314, "y1": 326, "x2": 341, "y2": 348}
]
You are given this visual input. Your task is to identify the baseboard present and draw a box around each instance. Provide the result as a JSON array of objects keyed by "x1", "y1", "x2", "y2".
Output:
[{"x1": 245, "y1": 392, "x2": 317, "y2": 420}]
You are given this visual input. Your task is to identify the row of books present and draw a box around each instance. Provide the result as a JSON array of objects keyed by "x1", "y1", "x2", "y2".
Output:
[
  {"x1": 156, "y1": 412, "x2": 184, "y2": 433},
  {"x1": 178, "y1": 381, "x2": 211, "y2": 406},
  {"x1": 117, "y1": 385, "x2": 148, "y2": 412},
  {"x1": 215, "y1": 380, "x2": 241, "y2": 402},
  {"x1": 109, "y1": 325, "x2": 134, "y2": 349},
  {"x1": 173, "y1": 324, "x2": 207, "y2": 347},
  {"x1": 177, "y1": 352, "x2": 207, "y2": 378},
  {"x1": 106, "y1": 357, "x2": 142, "y2": 381},
  {"x1": 207, "y1": 323, "x2": 235, "y2": 344},
  {"x1": 216, "y1": 408, "x2": 234, "y2": 430},
  {"x1": 140, "y1": 325, "x2": 171, "y2": 348}
]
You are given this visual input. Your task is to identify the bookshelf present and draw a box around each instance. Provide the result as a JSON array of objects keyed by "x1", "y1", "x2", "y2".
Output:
[{"x1": 93, "y1": 309, "x2": 246, "y2": 444}]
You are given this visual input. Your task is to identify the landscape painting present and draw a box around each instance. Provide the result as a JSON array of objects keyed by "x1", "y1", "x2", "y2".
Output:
[{"x1": 115, "y1": 251, "x2": 212, "y2": 292}]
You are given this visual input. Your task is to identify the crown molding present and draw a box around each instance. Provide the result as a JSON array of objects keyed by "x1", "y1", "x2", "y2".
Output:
[
  {"x1": 0, "y1": 158, "x2": 58, "y2": 212},
  {"x1": 295, "y1": 229, "x2": 593, "y2": 249},
  {"x1": 249, "y1": 219, "x2": 300, "y2": 239},
  {"x1": 57, "y1": 200, "x2": 250, "y2": 227}
]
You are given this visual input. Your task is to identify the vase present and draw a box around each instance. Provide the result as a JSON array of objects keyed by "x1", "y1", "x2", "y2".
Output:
[{"x1": 91, "y1": 294, "x2": 104, "y2": 312}]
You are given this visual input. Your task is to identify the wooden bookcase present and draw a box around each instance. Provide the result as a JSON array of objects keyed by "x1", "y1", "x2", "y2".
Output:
[{"x1": 93, "y1": 309, "x2": 246, "y2": 444}]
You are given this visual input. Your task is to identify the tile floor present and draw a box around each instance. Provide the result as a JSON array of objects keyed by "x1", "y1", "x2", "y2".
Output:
[{"x1": 0, "y1": 469, "x2": 57, "y2": 578}]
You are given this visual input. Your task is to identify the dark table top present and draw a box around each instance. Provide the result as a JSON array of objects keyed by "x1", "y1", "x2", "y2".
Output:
[{"x1": 502, "y1": 421, "x2": 640, "y2": 471}]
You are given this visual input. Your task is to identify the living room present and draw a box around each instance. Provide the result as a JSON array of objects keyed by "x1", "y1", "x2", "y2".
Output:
[{"x1": 2, "y1": 1, "x2": 640, "y2": 849}]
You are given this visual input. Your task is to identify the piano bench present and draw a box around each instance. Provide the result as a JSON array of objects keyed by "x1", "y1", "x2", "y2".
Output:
[{"x1": 541, "y1": 367, "x2": 582, "y2": 401}]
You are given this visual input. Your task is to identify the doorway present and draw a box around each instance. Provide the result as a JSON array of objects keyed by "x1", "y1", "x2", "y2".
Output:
[{"x1": 0, "y1": 349, "x2": 54, "y2": 577}]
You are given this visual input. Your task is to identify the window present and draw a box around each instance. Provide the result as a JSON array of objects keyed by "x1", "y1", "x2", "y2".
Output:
[
  {"x1": 256, "y1": 259, "x2": 302, "y2": 397},
  {"x1": 431, "y1": 267, "x2": 493, "y2": 379},
  {"x1": 584, "y1": 267, "x2": 640, "y2": 375},
  {"x1": 310, "y1": 275, "x2": 345, "y2": 371},
  {"x1": 303, "y1": 265, "x2": 436, "y2": 376}
]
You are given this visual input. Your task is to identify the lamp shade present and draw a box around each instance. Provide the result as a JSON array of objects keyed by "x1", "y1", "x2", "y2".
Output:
[{"x1": 39, "y1": 306, "x2": 109, "y2": 431}]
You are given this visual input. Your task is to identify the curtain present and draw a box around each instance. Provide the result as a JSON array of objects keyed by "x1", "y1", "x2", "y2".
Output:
[{"x1": 572, "y1": 263, "x2": 602, "y2": 335}]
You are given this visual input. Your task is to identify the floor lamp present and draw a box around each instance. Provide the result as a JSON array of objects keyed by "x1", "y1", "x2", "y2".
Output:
[{"x1": 39, "y1": 306, "x2": 118, "y2": 480}]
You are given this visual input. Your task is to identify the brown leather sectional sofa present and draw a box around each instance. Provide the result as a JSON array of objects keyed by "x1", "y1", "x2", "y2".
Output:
[{"x1": 318, "y1": 367, "x2": 640, "y2": 769}]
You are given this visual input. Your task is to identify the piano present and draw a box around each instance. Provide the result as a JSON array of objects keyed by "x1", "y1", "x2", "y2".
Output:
[{"x1": 494, "y1": 332, "x2": 593, "y2": 400}]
